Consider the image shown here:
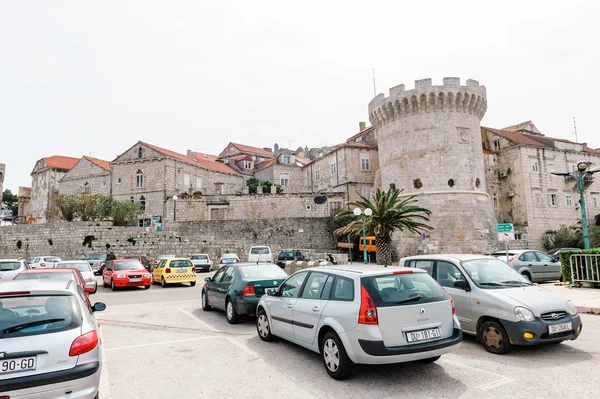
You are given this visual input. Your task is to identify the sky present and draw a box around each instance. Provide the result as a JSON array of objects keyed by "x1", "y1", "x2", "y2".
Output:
[{"x1": 1, "y1": 0, "x2": 599, "y2": 193}]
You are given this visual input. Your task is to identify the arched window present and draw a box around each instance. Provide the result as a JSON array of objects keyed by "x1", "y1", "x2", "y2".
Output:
[
  {"x1": 140, "y1": 196, "x2": 146, "y2": 211},
  {"x1": 138, "y1": 147, "x2": 143, "y2": 159},
  {"x1": 136, "y1": 170, "x2": 143, "y2": 188},
  {"x1": 83, "y1": 182, "x2": 90, "y2": 194}
]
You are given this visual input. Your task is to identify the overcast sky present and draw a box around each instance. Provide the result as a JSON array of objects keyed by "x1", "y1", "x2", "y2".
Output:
[{"x1": 1, "y1": 0, "x2": 599, "y2": 192}]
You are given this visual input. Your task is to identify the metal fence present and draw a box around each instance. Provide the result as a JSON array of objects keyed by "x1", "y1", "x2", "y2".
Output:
[{"x1": 570, "y1": 254, "x2": 600, "y2": 284}]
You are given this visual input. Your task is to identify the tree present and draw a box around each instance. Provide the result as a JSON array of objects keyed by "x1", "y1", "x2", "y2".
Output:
[
  {"x1": 52, "y1": 195, "x2": 78, "y2": 222},
  {"x1": 246, "y1": 177, "x2": 283, "y2": 194},
  {"x1": 75, "y1": 194, "x2": 103, "y2": 221},
  {"x1": 334, "y1": 188, "x2": 433, "y2": 265},
  {"x1": 111, "y1": 200, "x2": 142, "y2": 226},
  {"x1": 2, "y1": 189, "x2": 18, "y2": 217}
]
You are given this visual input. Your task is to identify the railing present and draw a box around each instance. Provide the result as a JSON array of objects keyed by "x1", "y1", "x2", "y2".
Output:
[{"x1": 570, "y1": 254, "x2": 600, "y2": 284}]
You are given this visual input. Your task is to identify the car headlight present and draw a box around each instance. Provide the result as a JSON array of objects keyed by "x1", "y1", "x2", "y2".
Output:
[
  {"x1": 86, "y1": 277, "x2": 95, "y2": 282},
  {"x1": 514, "y1": 306, "x2": 535, "y2": 322},
  {"x1": 567, "y1": 300, "x2": 578, "y2": 316},
  {"x1": 144, "y1": 273, "x2": 151, "y2": 278},
  {"x1": 116, "y1": 274, "x2": 126, "y2": 279}
]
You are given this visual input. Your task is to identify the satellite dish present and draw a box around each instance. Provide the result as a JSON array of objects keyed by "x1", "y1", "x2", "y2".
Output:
[{"x1": 314, "y1": 195, "x2": 327, "y2": 204}]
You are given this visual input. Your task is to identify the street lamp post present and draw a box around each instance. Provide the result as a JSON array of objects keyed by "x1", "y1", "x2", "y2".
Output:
[
  {"x1": 173, "y1": 195, "x2": 178, "y2": 222},
  {"x1": 552, "y1": 162, "x2": 600, "y2": 250},
  {"x1": 354, "y1": 207, "x2": 373, "y2": 264}
]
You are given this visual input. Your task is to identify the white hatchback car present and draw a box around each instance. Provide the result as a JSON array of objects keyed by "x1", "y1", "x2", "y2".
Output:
[
  {"x1": 0, "y1": 280, "x2": 106, "y2": 398},
  {"x1": 0, "y1": 259, "x2": 29, "y2": 281},
  {"x1": 256, "y1": 265, "x2": 462, "y2": 379},
  {"x1": 29, "y1": 256, "x2": 63, "y2": 269}
]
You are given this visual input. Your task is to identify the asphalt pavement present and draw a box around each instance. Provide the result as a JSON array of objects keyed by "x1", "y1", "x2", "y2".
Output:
[{"x1": 92, "y1": 273, "x2": 600, "y2": 399}]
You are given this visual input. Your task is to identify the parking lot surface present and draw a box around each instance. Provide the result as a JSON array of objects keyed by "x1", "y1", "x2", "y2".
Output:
[{"x1": 94, "y1": 274, "x2": 600, "y2": 399}]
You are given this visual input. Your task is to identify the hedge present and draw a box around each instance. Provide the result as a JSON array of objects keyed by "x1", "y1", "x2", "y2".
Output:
[{"x1": 559, "y1": 249, "x2": 600, "y2": 284}]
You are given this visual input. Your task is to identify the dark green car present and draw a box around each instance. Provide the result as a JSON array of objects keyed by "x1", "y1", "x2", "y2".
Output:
[{"x1": 202, "y1": 262, "x2": 288, "y2": 324}]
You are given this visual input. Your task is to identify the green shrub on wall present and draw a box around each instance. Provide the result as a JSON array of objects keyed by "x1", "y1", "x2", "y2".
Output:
[{"x1": 559, "y1": 249, "x2": 600, "y2": 283}]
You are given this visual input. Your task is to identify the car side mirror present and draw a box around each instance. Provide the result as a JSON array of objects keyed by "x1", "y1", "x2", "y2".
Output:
[
  {"x1": 204, "y1": 277, "x2": 212, "y2": 283},
  {"x1": 266, "y1": 288, "x2": 277, "y2": 296},
  {"x1": 92, "y1": 302, "x2": 106, "y2": 312},
  {"x1": 551, "y1": 255, "x2": 558, "y2": 262},
  {"x1": 453, "y1": 280, "x2": 469, "y2": 291},
  {"x1": 84, "y1": 286, "x2": 94, "y2": 293}
]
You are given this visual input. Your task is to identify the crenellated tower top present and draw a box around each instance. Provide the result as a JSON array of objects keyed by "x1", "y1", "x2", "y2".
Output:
[{"x1": 368, "y1": 77, "x2": 487, "y2": 129}]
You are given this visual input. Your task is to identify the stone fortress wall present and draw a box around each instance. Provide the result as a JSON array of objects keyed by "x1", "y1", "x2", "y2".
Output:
[{"x1": 369, "y1": 77, "x2": 498, "y2": 253}]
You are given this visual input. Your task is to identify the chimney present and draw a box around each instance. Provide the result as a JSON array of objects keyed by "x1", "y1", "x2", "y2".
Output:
[
  {"x1": 274, "y1": 143, "x2": 279, "y2": 155},
  {"x1": 187, "y1": 150, "x2": 193, "y2": 156},
  {"x1": 359, "y1": 121, "x2": 366, "y2": 131}
]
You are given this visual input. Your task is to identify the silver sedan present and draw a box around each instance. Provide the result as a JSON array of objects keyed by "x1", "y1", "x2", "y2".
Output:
[{"x1": 57, "y1": 261, "x2": 98, "y2": 294}]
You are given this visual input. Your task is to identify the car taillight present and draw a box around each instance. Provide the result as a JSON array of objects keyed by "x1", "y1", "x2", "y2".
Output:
[
  {"x1": 393, "y1": 269, "x2": 413, "y2": 275},
  {"x1": 191, "y1": 267, "x2": 196, "y2": 273},
  {"x1": 165, "y1": 268, "x2": 171, "y2": 273},
  {"x1": 40, "y1": 263, "x2": 45, "y2": 267},
  {"x1": 236, "y1": 259, "x2": 240, "y2": 263},
  {"x1": 438, "y1": 285, "x2": 456, "y2": 315},
  {"x1": 190, "y1": 256, "x2": 193, "y2": 260},
  {"x1": 219, "y1": 259, "x2": 223, "y2": 264},
  {"x1": 509, "y1": 255, "x2": 518, "y2": 262},
  {"x1": 358, "y1": 285, "x2": 378, "y2": 325},
  {"x1": 243, "y1": 285, "x2": 256, "y2": 296},
  {"x1": 69, "y1": 330, "x2": 99, "y2": 356}
]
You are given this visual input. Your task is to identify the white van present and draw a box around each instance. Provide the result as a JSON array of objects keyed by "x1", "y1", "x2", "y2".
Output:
[{"x1": 248, "y1": 246, "x2": 273, "y2": 263}]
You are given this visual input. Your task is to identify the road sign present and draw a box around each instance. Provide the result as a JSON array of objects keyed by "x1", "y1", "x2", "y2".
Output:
[{"x1": 497, "y1": 223, "x2": 515, "y2": 241}]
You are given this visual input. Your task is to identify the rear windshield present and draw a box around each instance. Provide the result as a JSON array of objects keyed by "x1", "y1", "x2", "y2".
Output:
[
  {"x1": 0, "y1": 294, "x2": 81, "y2": 338},
  {"x1": 123, "y1": 256, "x2": 140, "y2": 260},
  {"x1": 158, "y1": 255, "x2": 175, "y2": 260},
  {"x1": 59, "y1": 262, "x2": 91, "y2": 272},
  {"x1": 43, "y1": 257, "x2": 61, "y2": 262},
  {"x1": 15, "y1": 272, "x2": 75, "y2": 281},
  {"x1": 491, "y1": 252, "x2": 516, "y2": 257},
  {"x1": 239, "y1": 264, "x2": 287, "y2": 279},
  {"x1": 114, "y1": 261, "x2": 145, "y2": 271},
  {"x1": 84, "y1": 254, "x2": 106, "y2": 260},
  {"x1": 251, "y1": 247, "x2": 270, "y2": 255},
  {"x1": 170, "y1": 260, "x2": 193, "y2": 268},
  {"x1": 0, "y1": 262, "x2": 21, "y2": 271},
  {"x1": 222, "y1": 254, "x2": 238, "y2": 259},
  {"x1": 361, "y1": 272, "x2": 447, "y2": 307},
  {"x1": 191, "y1": 255, "x2": 208, "y2": 260},
  {"x1": 279, "y1": 252, "x2": 294, "y2": 259}
]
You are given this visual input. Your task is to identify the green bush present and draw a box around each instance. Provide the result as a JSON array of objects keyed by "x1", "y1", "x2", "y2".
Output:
[
  {"x1": 559, "y1": 249, "x2": 600, "y2": 284},
  {"x1": 52, "y1": 195, "x2": 78, "y2": 221},
  {"x1": 541, "y1": 227, "x2": 583, "y2": 252}
]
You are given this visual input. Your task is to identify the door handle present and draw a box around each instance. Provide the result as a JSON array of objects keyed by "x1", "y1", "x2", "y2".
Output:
[
  {"x1": 543, "y1": 264, "x2": 548, "y2": 266},
  {"x1": 312, "y1": 306, "x2": 320, "y2": 312},
  {"x1": 287, "y1": 304, "x2": 294, "y2": 308},
  {"x1": 528, "y1": 264, "x2": 532, "y2": 267}
]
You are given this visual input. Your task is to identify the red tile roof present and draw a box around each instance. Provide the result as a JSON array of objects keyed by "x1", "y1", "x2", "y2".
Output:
[
  {"x1": 255, "y1": 158, "x2": 277, "y2": 171},
  {"x1": 229, "y1": 142, "x2": 273, "y2": 157},
  {"x1": 83, "y1": 156, "x2": 111, "y2": 171},
  {"x1": 482, "y1": 127, "x2": 552, "y2": 148},
  {"x1": 346, "y1": 125, "x2": 374, "y2": 143},
  {"x1": 43, "y1": 156, "x2": 80, "y2": 171},
  {"x1": 230, "y1": 154, "x2": 253, "y2": 162},
  {"x1": 141, "y1": 142, "x2": 240, "y2": 175},
  {"x1": 188, "y1": 151, "x2": 218, "y2": 162}
]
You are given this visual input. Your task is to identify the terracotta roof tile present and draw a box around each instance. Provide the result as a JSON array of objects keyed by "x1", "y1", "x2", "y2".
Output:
[
  {"x1": 483, "y1": 127, "x2": 552, "y2": 148},
  {"x1": 188, "y1": 151, "x2": 218, "y2": 162},
  {"x1": 83, "y1": 156, "x2": 111, "y2": 171},
  {"x1": 229, "y1": 142, "x2": 273, "y2": 157},
  {"x1": 255, "y1": 158, "x2": 277, "y2": 171},
  {"x1": 43, "y1": 156, "x2": 80, "y2": 170},
  {"x1": 141, "y1": 142, "x2": 240, "y2": 175}
]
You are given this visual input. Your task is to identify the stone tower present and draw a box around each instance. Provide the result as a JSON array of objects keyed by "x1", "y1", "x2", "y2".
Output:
[
  {"x1": 0, "y1": 163, "x2": 5, "y2": 205},
  {"x1": 368, "y1": 77, "x2": 497, "y2": 253}
]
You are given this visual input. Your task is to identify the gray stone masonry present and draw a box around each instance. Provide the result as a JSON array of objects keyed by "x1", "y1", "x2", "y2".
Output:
[{"x1": 59, "y1": 158, "x2": 111, "y2": 196}]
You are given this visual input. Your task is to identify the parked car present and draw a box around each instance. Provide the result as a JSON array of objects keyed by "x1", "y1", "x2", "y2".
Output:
[
  {"x1": 102, "y1": 259, "x2": 152, "y2": 291},
  {"x1": 218, "y1": 253, "x2": 241, "y2": 268},
  {"x1": 123, "y1": 255, "x2": 152, "y2": 271},
  {"x1": 29, "y1": 256, "x2": 63, "y2": 269},
  {"x1": 190, "y1": 254, "x2": 212, "y2": 272},
  {"x1": 400, "y1": 254, "x2": 582, "y2": 354},
  {"x1": 0, "y1": 259, "x2": 29, "y2": 281},
  {"x1": 58, "y1": 260, "x2": 98, "y2": 294},
  {"x1": 248, "y1": 246, "x2": 273, "y2": 263},
  {"x1": 0, "y1": 279, "x2": 106, "y2": 398},
  {"x1": 551, "y1": 248, "x2": 582, "y2": 260},
  {"x1": 255, "y1": 265, "x2": 461, "y2": 380},
  {"x1": 490, "y1": 249, "x2": 561, "y2": 282},
  {"x1": 151, "y1": 258, "x2": 196, "y2": 288},
  {"x1": 84, "y1": 252, "x2": 116, "y2": 276},
  {"x1": 13, "y1": 268, "x2": 94, "y2": 295},
  {"x1": 152, "y1": 254, "x2": 176, "y2": 270},
  {"x1": 276, "y1": 249, "x2": 306, "y2": 268},
  {"x1": 202, "y1": 263, "x2": 287, "y2": 324}
]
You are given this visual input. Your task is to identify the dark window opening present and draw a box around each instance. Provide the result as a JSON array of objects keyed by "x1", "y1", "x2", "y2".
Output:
[
  {"x1": 448, "y1": 179, "x2": 454, "y2": 187},
  {"x1": 138, "y1": 148, "x2": 143, "y2": 158},
  {"x1": 389, "y1": 183, "x2": 396, "y2": 190},
  {"x1": 475, "y1": 178, "x2": 481, "y2": 188},
  {"x1": 140, "y1": 196, "x2": 146, "y2": 211},
  {"x1": 413, "y1": 179, "x2": 423, "y2": 189}
]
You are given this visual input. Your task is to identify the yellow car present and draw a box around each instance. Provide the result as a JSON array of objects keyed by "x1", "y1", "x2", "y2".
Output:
[{"x1": 152, "y1": 257, "x2": 197, "y2": 288}]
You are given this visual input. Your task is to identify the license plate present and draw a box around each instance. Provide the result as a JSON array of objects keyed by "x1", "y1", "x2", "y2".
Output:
[
  {"x1": 177, "y1": 268, "x2": 186, "y2": 273},
  {"x1": 549, "y1": 322, "x2": 572, "y2": 335},
  {"x1": 406, "y1": 328, "x2": 441, "y2": 342},
  {"x1": 129, "y1": 278, "x2": 142, "y2": 282},
  {"x1": 0, "y1": 356, "x2": 37, "y2": 375}
]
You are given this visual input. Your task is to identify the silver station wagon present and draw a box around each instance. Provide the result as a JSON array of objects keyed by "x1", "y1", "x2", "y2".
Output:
[
  {"x1": 255, "y1": 265, "x2": 462, "y2": 380},
  {"x1": 400, "y1": 254, "x2": 583, "y2": 354}
]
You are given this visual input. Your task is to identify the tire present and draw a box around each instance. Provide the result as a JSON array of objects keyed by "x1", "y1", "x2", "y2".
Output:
[
  {"x1": 521, "y1": 272, "x2": 532, "y2": 282},
  {"x1": 421, "y1": 356, "x2": 441, "y2": 363},
  {"x1": 144, "y1": 285, "x2": 150, "y2": 290},
  {"x1": 256, "y1": 309, "x2": 274, "y2": 342},
  {"x1": 110, "y1": 279, "x2": 116, "y2": 291},
  {"x1": 92, "y1": 287, "x2": 97, "y2": 294},
  {"x1": 226, "y1": 299, "x2": 240, "y2": 324},
  {"x1": 161, "y1": 277, "x2": 167, "y2": 288},
  {"x1": 320, "y1": 331, "x2": 352, "y2": 380},
  {"x1": 190, "y1": 281, "x2": 196, "y2": 287},
  {"x1": 202, "y1": 290, "x2": 212, "y2": 311},
  {"x1": 103, "y1": 278, "x2": 109, "y2": 288},
  {"x1": 479, "y1": 320, "x2": 511, "y2": 355}
]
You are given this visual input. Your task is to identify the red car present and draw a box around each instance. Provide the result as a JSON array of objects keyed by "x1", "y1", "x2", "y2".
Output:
[
  {"x1": 102, "y1": 259, "x2": 152, "y2": 291},
  {"x1": 13, "y1": 268, "x2": 94, "y2": 294}
]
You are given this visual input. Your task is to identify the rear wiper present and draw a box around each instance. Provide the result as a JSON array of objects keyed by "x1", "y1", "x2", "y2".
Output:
[
  {"x1": 479, "y1": 282, "x2": 503, "y2": 286},
  {"x1": 396, "y1": 293, "x2": 425, "y2": 304},
  {"x1": 3, "y1": 318, "x2": 65, "y2": 335}
]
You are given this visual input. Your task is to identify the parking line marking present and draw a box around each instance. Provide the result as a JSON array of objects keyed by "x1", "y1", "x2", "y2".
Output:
[
  {"x1": 176, "y1": 307, "x2": 219, "y2": 332},
  {"x1": 476, "y1": 377, "x2": 514, "y2": 391},
  {"x1": 98, "y1": 326, "x2": 112, "y2": 399},
  {"x1": 104, "y1": 336, "x2": 219, "y2": 352},
  {"x1": 441, "y1": 358, "x2": 511, "y2": 379}
]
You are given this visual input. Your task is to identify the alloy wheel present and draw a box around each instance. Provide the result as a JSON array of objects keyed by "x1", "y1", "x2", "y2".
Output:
[
  {"x1": 323, "y1": 338, "x2": 340, "y2": 372},
  {"x1": 257, "y1": 315, "x2": 270, "y2": 337}
]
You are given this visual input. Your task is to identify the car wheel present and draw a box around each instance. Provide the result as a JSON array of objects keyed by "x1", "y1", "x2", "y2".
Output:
[
  {"x1": 190, "y1": 281, "x2": 196, "y2": 287},
  {"x1": 479, "y1": 321, "x2": 511, "y2": 355},
  {"x1": 144, "y1": 285, "x2": 150, "y2": 290},
  {"x1": 321, "y1": 331, "x2": 352, "y2": 380},
  {"x1": 92, "y1": 287, "x2": 97, "y2": 294},
  {"x1": 421, "y1": 356, "x2": 441, "y2": 363},
  {"x1": 256, "y1": 309, "x2": 274, "y2": 342},
  {"x1": 202, "y1": 290, "x2": 212, "y2": 311},
  {"x1": 521, "y1": 272, "x2": 532, "y2": 282},
  {"x1": 103, "y1": 278, "x2": 109, "y2": 288},
  {"x1": 110, "y1": 279, "x2": 116, "y2": 291},
  {"x1": 161, "y1": 277, "x2": 167, "y2": 288},
  {"x1": 226, "y1": 299, "x2": 240, "y2": 324}
]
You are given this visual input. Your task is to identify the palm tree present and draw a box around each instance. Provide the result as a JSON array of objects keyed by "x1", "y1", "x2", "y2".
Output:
[{"x1": 334, "y1": 188, "x2": 433, "y2": 265}]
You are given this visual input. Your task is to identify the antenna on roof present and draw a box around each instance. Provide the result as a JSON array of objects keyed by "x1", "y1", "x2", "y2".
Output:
[
  {"x1": 572, "y1": 117, "x2": 579, "y2": 143},
  {"x1": 88, "y1": 152, "x2": 94, "y2": 157},
  {"x1": 372, "y1": 68, "x2": 377, "y2": 96}
]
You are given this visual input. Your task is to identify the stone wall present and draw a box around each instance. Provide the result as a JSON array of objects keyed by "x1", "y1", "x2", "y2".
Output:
[{"x1": 0, "y1": 218, "x2": 336, "y2": 262}]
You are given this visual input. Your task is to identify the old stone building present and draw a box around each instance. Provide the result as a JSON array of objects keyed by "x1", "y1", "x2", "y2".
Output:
[
  {"x1": 218, "y1": 142, "x2": 274, "y2": 177},
  {"x1": 17, "y1": 186, "x2": 32, "y2": 219},
  {"x1": 59, "y1": 156, "x2": 112, "y2": 196},
  {"x1": 0, "y1": 163, "x2": 5, "y2": 205},
  {"x1": 254, "y1": 148, "x2": 310, "y2": 193},
  {"x1": 482, "y1": 121, "x2": 600, "y2": 247},
  {"x1": 30, "y1": 155, "x2": 79, "y2": 223},
  {"x1": 369, "y1": 77, "x2": 497, "y2": 253}
]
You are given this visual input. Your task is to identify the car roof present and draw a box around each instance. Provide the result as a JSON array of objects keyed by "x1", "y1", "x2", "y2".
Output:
[
  {"x1": 0, "y1": 280, "x2": 76, "y2": 294},
  {"x1": 0, "y1": 259, "x2": 23, "y2": 262},
  {"x1": 19, "y1": 268, "x2": 77, "y2": 274},
  {"x1": 401, "y1": 254, "x2": 498, "y2": 262},
  {"x1": 58, "y1": 260, "x2": 88, "y2": 263},
  {"x1": 316, "y1": 265, "x2": 428, "y2": 276},
  {"x1": 232, "y1": 262, "x2": 278, "y2": 267},
  {"x1": 167, "y1": 257, "x2": 192, "y2": 261}
]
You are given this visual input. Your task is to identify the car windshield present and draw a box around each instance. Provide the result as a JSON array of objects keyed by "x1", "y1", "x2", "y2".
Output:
[
  {"x1": 170, "y1": 260, "x2": 193, "y2": 268},
  {"x1": 239, "y1": 264, "x2": 287, "y2": 279},
  {"x1": 43, "y1": 257, "x2": 61, "y2": 262},
  {"x1": 114, "y1": 261, "x2": 145, "y2": 271},
  {"x1": 15, "y1": 272, "x2": 75, "y2": 281},
  {"x1": 361, "y1": 272, "x2": 447, "y2": 307},
  {"x1": 192, "y1": 255, "x2": 208, "y2": 260},
  {"x1": 279, "y1": 252, "x2": 294, "y2": 258},
  {"x1": 0, "y1": 294, "x2": 81, "y2": 338},
  {"x1": 222, "y1": 254, "x2": 238, "y2": 259},
  {"x1": 251, "y1": 247, "x2": 270, "y2": 254},
  {"x1": 461, "y1": 258, "x2": 531, "y2": 288},
  {"x1": 0, "y1": 262, "x2": 21, "y2": 271},
  {"x1": 123, "y1": 256, "x2": 140, "y2": 260},
  {"x1": 84, "y1": 254, "x2": 106, "y2": 260},
  {"x1": 59, "y1": 262, "x2": 91, "y2": 272}
]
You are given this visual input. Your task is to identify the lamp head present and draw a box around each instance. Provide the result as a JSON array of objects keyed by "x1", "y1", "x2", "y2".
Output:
[
  {"x1": 577, "y1": 161, "x2": 589, "y2": 172},
  {"x1": 172, "y1": 195, "x2": 178, "y2": 201},
  {"x1": 353, "y1": 208, "x2": 362, "y2": 216},
  {"x1": 364, "y1": 208, "x2": 373, "y2": 216}
]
